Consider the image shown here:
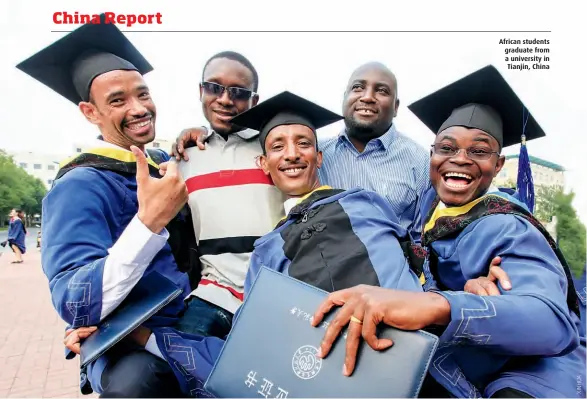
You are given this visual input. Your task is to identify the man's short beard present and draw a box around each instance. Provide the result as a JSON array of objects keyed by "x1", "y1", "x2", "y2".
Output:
[{"x1": 344, "y1": 116, "x2": 390, "y2": 143}]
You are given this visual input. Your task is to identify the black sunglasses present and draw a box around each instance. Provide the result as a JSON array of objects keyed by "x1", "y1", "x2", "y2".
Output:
[{"x1": 201, "y1": 81, "x2": 257, "y2": 101}]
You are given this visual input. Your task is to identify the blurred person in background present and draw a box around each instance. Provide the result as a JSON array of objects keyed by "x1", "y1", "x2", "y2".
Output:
[{"x1": 6, "y1": 208, "x2": 27, "y2": 263}]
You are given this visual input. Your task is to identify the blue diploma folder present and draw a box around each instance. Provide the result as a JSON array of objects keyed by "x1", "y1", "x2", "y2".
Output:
[
  {"x1": 80, "y1": 271, "x2": 183, "y2": 367},
  {"x1": 205, "y1": 267, "x2": 439, "y2": 398}
]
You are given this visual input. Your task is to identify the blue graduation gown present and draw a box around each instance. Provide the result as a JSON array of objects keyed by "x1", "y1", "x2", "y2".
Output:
[
  {"x1": 156, "y1": 187, "x2": 424, "y2": 396},
  {"x1": 245, "y1": 187, "x2": 423, "y2": 293},
  {"x1": 7, "y1": 217, "x2": 26, "y2": 253},
  {"x1": 41, "y1": 156, "x2": 192, "y2": 394},
  {"x1": 422, "y1": 192, "x2": 586, "y2": 398}
]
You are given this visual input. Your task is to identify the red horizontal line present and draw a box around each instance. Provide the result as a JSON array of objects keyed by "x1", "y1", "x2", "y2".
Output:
[{"x1": 185, "y1": 168, "x2": 273, "y2": 193}]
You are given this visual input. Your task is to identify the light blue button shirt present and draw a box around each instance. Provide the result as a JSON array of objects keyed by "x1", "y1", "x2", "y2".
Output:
[{"x1": 318, "y1": 124, "x2": 431, "y2": 242}]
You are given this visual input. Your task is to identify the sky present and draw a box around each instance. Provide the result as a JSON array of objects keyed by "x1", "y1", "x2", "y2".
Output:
[{"x1": 1, "y1": 0, "x2": 585, "y2": 223}]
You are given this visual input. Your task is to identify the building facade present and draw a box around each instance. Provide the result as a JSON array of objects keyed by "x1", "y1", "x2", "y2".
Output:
[
  {"x1": 493, "y1": 154, "x2": 565, "y2": 239},
  {"x1": 71, "y1": 138, "x2": 173, "y2": 156},
  {"x1": 493, "y1": 154, "x2": 565, "y2": 189},
  {"x1": 11, "y1": 151, "x2": 63, "y2": 189},
  {"x1": 12, "y1": 138, "x2": 174, "y2": 190}
]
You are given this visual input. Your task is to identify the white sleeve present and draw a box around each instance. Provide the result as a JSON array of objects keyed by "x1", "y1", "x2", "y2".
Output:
[
  {"x1": 100, "y1": 214, "x2": 170, "y2": 321},
  {"x1": 144, "y1": 333, "x2": 165, "y2": 360}
]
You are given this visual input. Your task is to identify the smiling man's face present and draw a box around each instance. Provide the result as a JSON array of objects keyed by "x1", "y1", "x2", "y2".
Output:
[
  {"x1": 342, "y1": 63, "x2": 399, "y2": 143},
  {"x1": 430, "y1": 126, "x2": 505, "y2": 206},
  {"x1": 200, "y1": 58, "x2": 258, "y2": 135},
  {"x1": 80, "y1": 69, "x2": 156, "y2": 150},
  {"x1": 259, "y1": 124, "x2": 322, "y2": 198}
]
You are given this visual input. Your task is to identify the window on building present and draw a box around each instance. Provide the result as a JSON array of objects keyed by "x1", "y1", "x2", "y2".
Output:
[
  {"x1": 19, "y1": 162, "x2": 27, "y2": 168},
  {"x1": 76, "y1": 148, "x2": 82, "y2": 153},
  {"x1": 33, "y1": 164, "x2": 42, "y2": 170},
  {"x1": 47, "y1": 179, "x2": 53, "y2": 185},
  {"x1": 152, "y1": 142, "x2": 160, "y2": 148},
  {"x1": 47, "y1": 164, "x2": 55, "y2": 170}
]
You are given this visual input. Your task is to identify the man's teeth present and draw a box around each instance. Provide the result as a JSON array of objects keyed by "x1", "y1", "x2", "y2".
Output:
[
  {"x1": 444, "y1": 172, "x2": 473, "y2": 188},
  {"x1": 126, "y1": 120, "x2": 151, "y2": 130},
  {"x1": 283, "y1": 168, "x2": 303, "y2": 174},
  {"x1": 444, "y1": 172, "x2": 472, "y2": 180},
  {"x1": 446, "y1": 181, "x2": 467, "y2": 188},
  {"x1": 358, "y1": 109, "x2": 374, "y2": 113}
]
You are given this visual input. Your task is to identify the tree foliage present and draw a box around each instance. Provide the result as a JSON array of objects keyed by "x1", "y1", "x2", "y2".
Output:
[
  {"x1": 534, "y1": 185, "x2": 561, "y2": 222},
  {"x1": 554, "y1": 191, "x2": 586, "y2": 278},
  {"x1": 534, "y1": 185, "x2": 586, "y2": 277},
  {"x1": 0, "y1": 149, "x2": 47, "y2": 224}
]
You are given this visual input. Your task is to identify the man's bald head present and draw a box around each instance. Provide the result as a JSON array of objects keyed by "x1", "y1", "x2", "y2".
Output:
[
  {"x1": 343, "y1": 62, "x2": 400, "y2": 146},
  {"x1": 347, "y1": 62, "x2": 398, "y2": 96}
]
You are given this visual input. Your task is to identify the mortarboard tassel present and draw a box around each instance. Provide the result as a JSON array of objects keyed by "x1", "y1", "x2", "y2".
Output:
[{"x1": 516, "y1": 108, "x2": 535, "y2": 212}]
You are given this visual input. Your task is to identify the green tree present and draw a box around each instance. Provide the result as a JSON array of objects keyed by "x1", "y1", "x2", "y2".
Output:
[
  {"x1": 534, "y1": 185, "x2": 562, "y2": 222},
  {"x1": 533, "y1": 185, "x2": 585, "y2": 276},
  {"x1": 553, "y1": 190, "x2": 587, "y2": 278},
  {"x1": 512, "y1": 184, "x2": 585, "y2": 277},
  {"x1": 0, "y1": 149, "x2": 47, "y2": 226}
]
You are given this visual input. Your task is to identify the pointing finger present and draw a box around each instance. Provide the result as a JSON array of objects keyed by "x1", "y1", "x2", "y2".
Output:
[{"x1": 131, "y1": 146, "x2": 150, "y2": 185}]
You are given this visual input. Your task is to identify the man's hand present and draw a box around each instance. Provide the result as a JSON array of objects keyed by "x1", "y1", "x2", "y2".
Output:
[
  {"x1": 158, "y1": 161, "x2": 169, "y2": 177},
  {"x1": 310, "y1": 285, "x2": 450, "y2": 377},
  {"x1": 171, "y1": 127, "x2": 209, "y2": 161},
  {"x1": 128, "y1": 325, "x2": 152, "y2": 347},
  {"x1": 464, "y1": 256, "x2": 512, "y2": 296},
  {"x1": 131, "y1": 146, "x2": 188, "y2": 234},
  {"x1": 64, "y1": 326, "x2": 97, "y2": 355}
]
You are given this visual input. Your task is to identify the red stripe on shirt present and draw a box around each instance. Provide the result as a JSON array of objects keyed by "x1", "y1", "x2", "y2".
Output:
[
  {"x1": 185, "y1": 168, "x2": 274, "y2": 193},
  {"x1": 199, "y1": 279, "x2": 244, "y2": 301}
]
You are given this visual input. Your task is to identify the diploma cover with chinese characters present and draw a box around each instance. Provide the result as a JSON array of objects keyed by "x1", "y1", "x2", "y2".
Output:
[
  {"x1": 204, "y1": 267, "x2": 439, "y2": 398},
  {"x1": 79, "y1": 271, "x2": 183, "y2": 368}
]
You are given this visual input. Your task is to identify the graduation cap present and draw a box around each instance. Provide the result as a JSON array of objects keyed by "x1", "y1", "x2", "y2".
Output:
[
  {"x1": 16, "y1": 13, "x2": 153, "y2": 105},
  {"x1": 408, "y1": 65, "x2": 545, "y2": 212},
  {"x1": 230, "y1": 91, "x2": 343, "y2": 149}
]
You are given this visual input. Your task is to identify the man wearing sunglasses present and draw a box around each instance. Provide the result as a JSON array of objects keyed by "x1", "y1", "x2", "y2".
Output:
[
  {"x1": 173, "y1": 62, "x2": 431, "y2": 244},
  {"x1": 171, "y1": 51, "x2": 288, "y2": 339}
]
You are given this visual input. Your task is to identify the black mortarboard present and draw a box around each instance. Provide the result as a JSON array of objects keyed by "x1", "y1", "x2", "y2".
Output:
[
  {"x1": 407, "y1": 65, "x2": 546, "y2": 148},
  {"x1": 16, "y1": 13, "x2": 153, "y2": 105},
  {"x1": 230, "y1": 91, "x2": 343, "y2": 149}
]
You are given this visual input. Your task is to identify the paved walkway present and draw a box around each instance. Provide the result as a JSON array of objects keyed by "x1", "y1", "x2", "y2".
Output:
[{"x1": 0, "y1": 248, "x2": 97, "y2": 398}]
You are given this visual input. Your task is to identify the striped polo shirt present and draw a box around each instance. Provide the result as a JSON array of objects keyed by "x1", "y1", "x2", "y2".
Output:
[{"x1": 178, "y1": 128, "x2": 287, "y2": 313}]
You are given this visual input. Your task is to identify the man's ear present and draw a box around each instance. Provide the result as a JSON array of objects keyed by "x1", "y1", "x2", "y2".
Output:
[
  {"x1": 316, "y1": 150, "x2": 323, "y2": 169},
  {"x1": 394, "y1": 98, "x2": 400, "y2": 118},
  {"x1": 258, "y1": 154, "x2": 270, "y2": 176},
  {"x1": 494, "y1": 155, "x2": 506, "y2": 177},
  {"x1": 251, "y1": 94, "x2": 260, "y2": 107},
  {"x1": 199, "y1": 83, "x2": 204, "y2": 102},
  {"x1": 78, "y1": 101, "x2": 100, "y2": 126}
]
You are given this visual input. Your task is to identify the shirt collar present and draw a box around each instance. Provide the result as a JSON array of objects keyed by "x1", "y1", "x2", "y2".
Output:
[
  {"x1": 336, "y1": 123, "x2": 398, "y2": 151},
  {"x1": 283, "y1": 185, "x2": 333, "y2": 216},
  {"x1": 236, "y1": 128, "x2": 260, "y2": 140}
]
